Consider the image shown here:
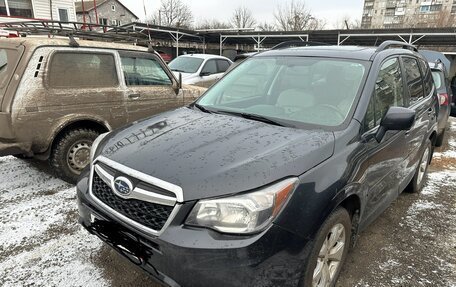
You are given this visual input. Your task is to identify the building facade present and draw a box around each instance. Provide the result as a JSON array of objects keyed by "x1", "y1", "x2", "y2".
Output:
[
  {"x1": 75, "y1": 0, "x2": 138, "y2": 27},
  {"x1": 362, "y1": 0, "x2": 456, "y2": 29},
  {"x1": 0, "y1": 0, "x2": 76, "y2": 22}
]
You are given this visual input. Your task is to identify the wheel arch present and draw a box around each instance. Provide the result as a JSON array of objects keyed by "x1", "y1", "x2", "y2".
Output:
[{"x1": 38, "y1": 117, "x2": 111, "y2": 160}]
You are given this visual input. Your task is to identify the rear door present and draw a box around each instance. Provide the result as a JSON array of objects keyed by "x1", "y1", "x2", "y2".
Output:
[
  {"x1": 401, "y1": 56, "x2": 435, "y2": 182},
  {"x1": 118, "y1": 51, "x2": 182, "y2": 122},
  {"x1": 362, "y1": 57, "x2": 409, "y2": 224}
]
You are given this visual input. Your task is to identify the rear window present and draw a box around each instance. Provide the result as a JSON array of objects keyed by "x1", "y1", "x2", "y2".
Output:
[
  {"x1": 431, "y1": 70, "x2": 443, "y2": 90},
  {"x1": 49, "y1": 52, "x2": 118, "y2": 88},
  {"x1": 0, "y1": 48, "x2": 18, "y2": 89}
]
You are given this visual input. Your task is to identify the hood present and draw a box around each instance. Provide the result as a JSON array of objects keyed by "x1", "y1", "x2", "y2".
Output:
[{"x1": 98, "y1": 108, "x2": 335, "y2": 201}]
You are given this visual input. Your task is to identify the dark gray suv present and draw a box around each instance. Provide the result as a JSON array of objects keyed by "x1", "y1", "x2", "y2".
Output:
[{"x1": 77, "y1": 41, "x2": 439, "y2": 287}]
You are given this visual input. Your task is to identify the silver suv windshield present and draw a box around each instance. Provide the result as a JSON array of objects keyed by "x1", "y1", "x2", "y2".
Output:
[
  {"x1": 198, "y1": 56, "x2": 368, "y2": 128},
  {"x1": 169, "y1": 56, "x2": 204, "y2": 74}
]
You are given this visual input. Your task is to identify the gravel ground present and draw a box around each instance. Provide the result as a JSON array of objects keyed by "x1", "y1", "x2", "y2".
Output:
[{"x1": 1, "y1": 119, "x2": 455, "y2": 287}]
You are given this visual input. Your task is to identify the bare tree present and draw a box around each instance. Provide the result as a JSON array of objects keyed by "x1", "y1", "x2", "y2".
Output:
[
  {"x1": 152, "y1": 0, "x2": 193, "y2": 28},
  {"x1": 274, "y1": 0, "x2": 324, "y2": 31},
  {"x1": 334, "y1": 15, "x2": 361, "y2": 30},
  {"x1": 258, "y1": 22, "x2": 277, "y2": 31},
  {"x1": 195, "y1": 19, "x2": 231, "y2": 30},
  {"x1": 231, "y1": 6, "x2": 256, "y2": 29}
]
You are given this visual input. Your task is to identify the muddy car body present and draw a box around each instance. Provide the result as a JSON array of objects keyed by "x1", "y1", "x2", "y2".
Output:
[{"x1": 0, "y1": 38, "x2": 205, "y2": 182}]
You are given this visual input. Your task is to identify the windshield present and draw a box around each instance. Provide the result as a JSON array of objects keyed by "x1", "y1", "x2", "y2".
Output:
[
  {"x1": 197, "y1": 56, "x2": 368, "y2": 128},
  {"x1": 169, "y1": 56, "x2": 204, "y2": 74},
  {"x1": 431, "y1": 70, "x2": 443, "y2": 90}
]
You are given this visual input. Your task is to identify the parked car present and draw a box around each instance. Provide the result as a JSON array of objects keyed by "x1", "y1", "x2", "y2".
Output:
[
  {"x1": 168, "y1": 54, "x2": 232, "y2": 88},
  {"x1": 451, "y1": 76, "x2": 456, "y2": 117},
  {"x1": 156, "y1": 50, "x2": 173, "y2": 63},
  {"x1": 78, "y1": 41, "x2": 438, "y2": 287},
  {"x1": 0, "y1": 38, "x2": 205, "y2": 183},
  {"x1": 429, "y1": 60, "x2": 453, "y2": 146}
]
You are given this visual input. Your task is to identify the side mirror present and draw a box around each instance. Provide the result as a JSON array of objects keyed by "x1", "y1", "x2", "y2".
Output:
[
  {"x1": 173, "y1": 72, "x2": 183, "y2": 94},
  {"x1": 178, "y1": 72, "x2": 183, "y2": 89},
  {"x1": 200, "y1": 71, "x2": 210, "y2": 77},
  {"x1": 375, "y1": 107, "x2": 416, "y2": 143}
]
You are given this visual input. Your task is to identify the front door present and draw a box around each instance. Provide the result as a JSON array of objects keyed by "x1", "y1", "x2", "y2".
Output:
[
  {"x1": 361, "y1": 57, "x2": 409, "y2": 224},
  {"x1": 118, "y1": 51, "x2": 183, "y2": 123}
]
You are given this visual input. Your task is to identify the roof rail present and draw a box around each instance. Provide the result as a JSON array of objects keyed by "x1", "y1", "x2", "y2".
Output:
[
  {"x1": 376, "y1": 40, "x2": 418, "y2": 53},
  {"x1": 0, "y1": 20, "x2": 149, "y2": 44},
  {"x1": 271, "y1": 40, "x2": 329, "y2": 50}
]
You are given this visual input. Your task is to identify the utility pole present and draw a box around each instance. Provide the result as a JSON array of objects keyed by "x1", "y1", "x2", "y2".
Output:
[
  {"x1": 82, "y1": 0, "x2": 86, "y2": 30},
  {"x1": 93, "y1": 0, "x2": 99, "y2": 25},
  {"x1": 49, "y1": 0, "x2": 53, "y2": 21}
]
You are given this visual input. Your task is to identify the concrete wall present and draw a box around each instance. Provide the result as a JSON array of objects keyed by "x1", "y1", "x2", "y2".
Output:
[{"x1": 76, "y1": 0, "x2": 137, "y2": 26}]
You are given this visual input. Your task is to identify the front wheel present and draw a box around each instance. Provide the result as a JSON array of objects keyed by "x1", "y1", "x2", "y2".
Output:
[
  {"x1": 50, "y1": 128, "x2": 99, "y2": 183},
  {"x1": 300, "y1": 208, "x2": 352, "y2": 287},
  {"x1": 406, "y1": 139, "x2": 432, "y2": 193}
]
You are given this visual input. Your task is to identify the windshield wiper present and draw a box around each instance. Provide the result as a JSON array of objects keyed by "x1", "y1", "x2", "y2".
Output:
[
  {"x1": 217, "y1": 110, "x2": 286, "y2": 127},
  {"x1": 193, "y1": 103, "x2": 213, "y2": 114}
]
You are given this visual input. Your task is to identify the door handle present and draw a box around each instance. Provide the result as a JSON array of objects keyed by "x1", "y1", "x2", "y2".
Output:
[{"x1": 128, "y1": 94, "x2": 140, "y2": 100}]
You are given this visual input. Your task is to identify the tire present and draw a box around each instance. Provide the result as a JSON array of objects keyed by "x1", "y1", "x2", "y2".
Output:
[
  {"x1": 300, "y1": 208, "x2": 352, "y2": 287},
  {"x1": 435, "y1": 130, "x2": 445, "y2": 147},
  {"x1": 50, "y1": 128, "x2": 99, "y2": 184},
  {"x1": 406, "y1": 139, "x2": 432, "y2": 193}
]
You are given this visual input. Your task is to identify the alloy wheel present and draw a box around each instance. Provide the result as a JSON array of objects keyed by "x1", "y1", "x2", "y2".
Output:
[{"x1": 312, "y1": 223, "x2": 346, "y2": 287}]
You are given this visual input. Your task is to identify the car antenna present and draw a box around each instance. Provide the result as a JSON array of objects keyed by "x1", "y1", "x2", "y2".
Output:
[
  {"x1": 147, "y1": 42, "x2": 155, "y2": 53},
  {"x1": 68, "y1": 34, "x2": 79, "y2": 48}
]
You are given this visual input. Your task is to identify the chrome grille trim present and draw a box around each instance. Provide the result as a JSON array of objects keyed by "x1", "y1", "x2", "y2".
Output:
[{"x1": 89, "y1": 156, "x2": 183, "y2": 236}]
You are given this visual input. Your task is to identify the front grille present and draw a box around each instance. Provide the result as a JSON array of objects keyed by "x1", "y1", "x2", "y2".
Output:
[{"x1": 92, "y1": 172, "x2": 174, "y2": 231}]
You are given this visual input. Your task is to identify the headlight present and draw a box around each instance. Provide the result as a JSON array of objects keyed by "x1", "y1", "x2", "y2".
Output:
[
  {"x1": 185, "y1": 178, "x2": 298, "y2": 234},
  {"x1": 90, "y1": 132, "x2": 109, "y2": 162}
]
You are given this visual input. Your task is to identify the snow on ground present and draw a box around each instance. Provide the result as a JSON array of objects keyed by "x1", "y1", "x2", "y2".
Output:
[{"x1": 0, "y1": 156, "x2": 109, "y2": 287}]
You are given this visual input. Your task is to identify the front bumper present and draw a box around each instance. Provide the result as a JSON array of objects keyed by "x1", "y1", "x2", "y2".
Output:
[{"x1": 77, "y1": 170, "x2": 310, "y2": 287}]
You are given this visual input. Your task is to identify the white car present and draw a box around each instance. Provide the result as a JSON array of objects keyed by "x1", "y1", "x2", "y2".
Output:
[{"x1": 169, "y1": 54, "x2": 232, "y2": 87}]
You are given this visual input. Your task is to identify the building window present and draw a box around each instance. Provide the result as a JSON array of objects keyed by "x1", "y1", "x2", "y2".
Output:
[
  {"x1": 58, "y1": 8, "x2": 68, "y2": 22},
  {"x1": 0, "y1": 0, "x2": 33, "y2": 18},
  {"x1": 111, "y1": 19, "x2": 117, "y2": 26},
  {"x1": 99, "y1": 18, "x2": 108, "y2": 25},
  {"x1": 111, "y1": 4, "x2": 115, "y2": 11}
]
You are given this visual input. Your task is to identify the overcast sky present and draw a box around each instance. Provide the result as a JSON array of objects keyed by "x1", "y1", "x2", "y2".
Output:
[{"x1": 119, "y1": 0, "x2": 364, "y2": 29}]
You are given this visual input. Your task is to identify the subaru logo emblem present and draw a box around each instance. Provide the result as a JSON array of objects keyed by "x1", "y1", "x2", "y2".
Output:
[{"x1": 113, "y1": 177, "x2": 133, "y2": 196}]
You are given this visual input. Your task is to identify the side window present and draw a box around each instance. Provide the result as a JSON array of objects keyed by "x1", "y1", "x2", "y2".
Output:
[
  {"x1": 365, "y1": 58, "x2": 405, "y2": 130},
  {"x1": 402, "y1": 57, "x2": 424, "y2": 105},
  {"x1": 120, "y1": 56, "x2": 172, "y2": 86},
  {"x1": 49, "y1": 52, "x2": 118, "y2": 88},
  {"x1": 418, "y1": 59, "x2": 433, "y2": 96},
  {"x1": 201, "y1": 60, "x2": 217, "y2": 75},
  {"x1": 217, "y1": 60, "x2": 230, "y2": 73}
]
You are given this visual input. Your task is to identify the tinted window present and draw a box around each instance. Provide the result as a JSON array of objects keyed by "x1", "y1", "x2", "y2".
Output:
[
  {"x1": 168, "y1": 56, "x2": 203, "y2": 74},
  {"x1": 120, "y1": 56, "x2": 171, "y2": 86},
  {"x1": 201, "y1": 60, "x2": 217, "y2": 75},
  {"x1": 0, "y1": 48, "x2": 16, "y2": 88},
  {"x1": 49, "y1": 53, "x2": 118, "y2": 88},
  {"x1": 403, "y1": 57, "x2": 424, "y2": 104},
  {"x1": 217, "y1": 60, "x2": 230, "y2": 73},
  {"x1": 418, "y1": 59, "x2": 433, "y2": 96},
  {"x1": 198, "y1": 57, "x2": 367, "y2": 128},
  {"x1": 431, "y1": 71, "x2": 443, "y2": 90},
  {"x1": 365, "y1": 58, "x2": 404, "y2": 130}
]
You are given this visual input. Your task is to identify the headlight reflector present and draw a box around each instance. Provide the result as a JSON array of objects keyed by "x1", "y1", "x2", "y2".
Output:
[{"x1": 185, "y1": 178, "x2": 298, "y2": 234}]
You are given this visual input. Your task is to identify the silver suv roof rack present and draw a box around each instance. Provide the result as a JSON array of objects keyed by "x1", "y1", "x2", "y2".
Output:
[{"x1": 376, "y1": 40, "x2": 418, "y2": 53}]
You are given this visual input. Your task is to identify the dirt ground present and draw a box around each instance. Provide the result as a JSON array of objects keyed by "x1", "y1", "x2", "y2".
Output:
[{"x1": 1, "y1": 119, "x2": 455, "y2": 287}]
